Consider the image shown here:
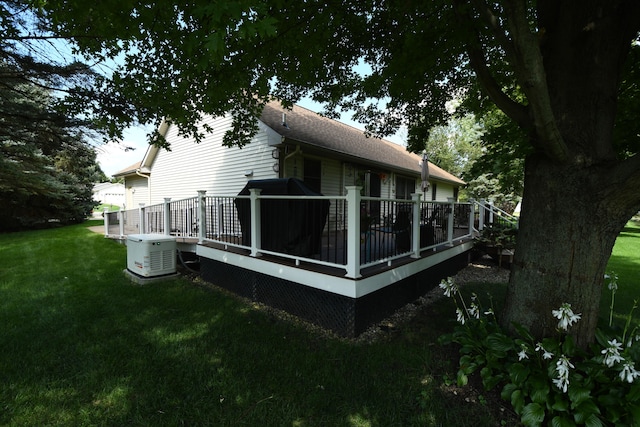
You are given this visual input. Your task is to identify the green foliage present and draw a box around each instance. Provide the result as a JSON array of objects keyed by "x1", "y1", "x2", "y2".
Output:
[
  {"x1": 1, "y1": 2, "x2": 109, "y2": 230},
  {"x1": 422, "y1": 114, "x2": 485, "y2": 180},
  {"x1": 420, "y1": 102, "x2": 524, "y2": 207},
  {"x1": 439, "y1": 274, "x2": 640, "y2": 426},
  {"x1": 475, "y1": 222, "x2": 518, "y2": 251},
  {"x1": 466, "y1": 173, "x2": 521, "y2": 213},
  {"x1": 0, "y1": 60, "x2": 101, "y2": 231},
  {"x1": 462, "y1": 98, "x2": 528, "y2": 200},
  {"x1": 26, "y1": 0, "x2": 470, "y2": 147},
  {"x1": 613, "y1": 45, "x2": 640, "y2": 159}
]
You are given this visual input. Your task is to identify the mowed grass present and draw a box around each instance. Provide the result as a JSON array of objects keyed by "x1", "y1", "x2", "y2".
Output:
[
  {"x1": 1, "y1": 218, "x2": 638, "y2": 426},
  {"x1": 601, "y1": 216, "x2": 640, "y2": 327},
  {"x1": 0, "y1": 221, "x2": 500, "y2": 426}
]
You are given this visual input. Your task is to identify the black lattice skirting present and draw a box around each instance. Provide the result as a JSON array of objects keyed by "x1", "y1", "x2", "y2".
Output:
[{"x1": 200, "y1": 252, "x2": 470, "y2": 337}]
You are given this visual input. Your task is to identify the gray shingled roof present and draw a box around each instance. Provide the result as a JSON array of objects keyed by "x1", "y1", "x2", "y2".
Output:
[
  {"x1": 112, "y1": 161, "x2": 143, "y2": 177},
  {"x1": 114, "y1": 102, "x2": 465, "y2": 186},
  {"x1": 260, "y1": 101, "x2": 465, "y2": 186}
]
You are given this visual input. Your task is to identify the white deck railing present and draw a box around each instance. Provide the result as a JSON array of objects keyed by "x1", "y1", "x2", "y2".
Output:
[
  {"x1": 474, "y1": 198, "x2": 519, "y2": 230},
  {"x1": 104, "y1": 187, "x2": 494, "y2": 278}
]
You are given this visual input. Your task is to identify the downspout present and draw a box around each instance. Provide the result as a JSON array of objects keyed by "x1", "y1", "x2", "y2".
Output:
[
  {"x1": 284, "y1": 145, "x2": 302, "y2": 178},
  {"x1": 135, "y1": 169, "x2": 151, "y2": 206},
  {"x1": 284, "y1": 144, "x2": 302, "y2": 161}
]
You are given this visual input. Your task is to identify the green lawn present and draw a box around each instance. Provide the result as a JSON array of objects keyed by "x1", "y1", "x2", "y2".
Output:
[
  {"x1": 0, "y1": 221, "x2": 500, "y2": 426},
  {"x1": 601, "y1": 216, "x2": 640, "y2": 327},
  {"x1": 0, "y1": 219, "x2": 638, "y2": 426},
  {"x1": 93, "y1": 203, "x2": 121, "y2": 213}
]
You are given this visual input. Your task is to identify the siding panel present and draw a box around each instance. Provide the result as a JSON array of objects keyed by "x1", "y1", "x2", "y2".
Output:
[
  {"x1": 125, "y1": 176, "x2": 149, "y2": 208},
  {"x1": 149, "y1": 115, "x2": 277, "y2": 204}
]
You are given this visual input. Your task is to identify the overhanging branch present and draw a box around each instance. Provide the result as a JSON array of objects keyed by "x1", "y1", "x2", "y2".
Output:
[
  {"x1": 504, "y1": 0, "x2": 570, "y2": 162},
  {"x1": 453, "y1": 0, "x2": 531, "y2": 131},
  {"x1": 466, "y1": 46, "x2": 530, "y2": 128}
]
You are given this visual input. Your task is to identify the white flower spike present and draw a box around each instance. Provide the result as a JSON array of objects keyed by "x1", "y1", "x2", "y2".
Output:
[
  {"x1": 535, "y1": 343, "x2": 554, "y2": 360},
  {"x1": 601, "y1": 339, "x2": 625, "y2": 367},
  {"x1": 620, "y1": 362, "x2": 640, "y2": 384},
  {"x1": 439, "y1": 277, "x2": 458, "y2": 298},
  {"x1": 605, "y1": 272, "x2": 619, "y2": 291},
  {"x1": 553, "y1": 355, "x2": 574, "y2": 393},
  {"x1": 518, "y1": 344, "x2": 529, "y2": 361},
  {"x1": 552, "y1": 303, "x2": 582, "y2": 331},
  {"x1": 468, "y1": 304, "x2": 480, "y2": 319}
]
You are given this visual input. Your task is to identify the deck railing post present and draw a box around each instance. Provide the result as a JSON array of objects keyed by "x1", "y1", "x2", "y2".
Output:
[
  {"x1": 119, "y1": 209, "x2": 125, "y2": 239},
  {"x1": 138, "y1": 204, "x2": 146, "y2": 234},
  {"x1": 468, "y1": 201, "x2": 475, "y2": 236},
  {"x1": 488, "y1": 199, "x2": 495, "y2": 225},
  {"x1": 345, "y1": 186, "x2": 362, "y2": 279},
  {"x1": 410, "y1": 193, "x2": 422, "y2": 258},
  {"x1": 249, "y1": 188, "x2": 262, "y2": 257},
  {"x1": 103, "y1": 207, "x2": 110, "y2": 236},
  {"x1": 478, "y1": 198, "x2": 485, "y2": 231},
  {"x1": 163, "y1": 198, "x2": 171, "y2": 235},
  {"x1": 447, "y1": 197, "x2": 455, "y2": 246},
  {"x1": 198, "y1": 190, "x2": 206, "y2": 243}
]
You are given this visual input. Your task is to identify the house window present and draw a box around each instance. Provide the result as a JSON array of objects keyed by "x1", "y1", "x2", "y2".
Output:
[
  {"x1": 396, "y1": 175, "x2": 414, "y2": 200},
  {"x1": 304, "y1": 158, "x2": 321, "y2": 193},
  {"x1": 453, "y1": 187, "x2": 459, "y2": 201},
  {"x1": 431, "y1": 182, "x2": 438, "y2": 201}
]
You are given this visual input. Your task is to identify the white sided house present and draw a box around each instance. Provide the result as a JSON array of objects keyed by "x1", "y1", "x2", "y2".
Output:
[
  {"x1": 109, "y1": 102, "x2": 483, "y2": 337},
  {"x1": 114, "y1": 101, "x2": 464, "y2": 205},
  {"x1": 92, "y1": 182, "x2": 125, "y2": 207}
]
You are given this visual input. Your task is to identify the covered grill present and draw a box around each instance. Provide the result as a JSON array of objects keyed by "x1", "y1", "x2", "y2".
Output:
[{"x1": 235, "y1": 178, "x2": 330, "y2": 257}]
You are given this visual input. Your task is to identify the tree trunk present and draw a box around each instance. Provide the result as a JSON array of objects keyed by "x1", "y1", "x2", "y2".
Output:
[{"x1": 501, "y1": 154, "x2": 630, "y2": 348}]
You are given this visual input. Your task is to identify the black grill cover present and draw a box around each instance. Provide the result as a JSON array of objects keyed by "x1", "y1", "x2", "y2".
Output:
[{"x1": 235, "y1": 178, "x2": 330, "y2": 257}]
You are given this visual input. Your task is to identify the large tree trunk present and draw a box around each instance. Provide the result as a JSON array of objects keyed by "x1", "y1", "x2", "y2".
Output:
[
  {"x1": 501, "y1": 154, "x2": 630, "y2": 348},
  {"x1": 494, "y1": 1, "x2": 640, "y2": 348}
]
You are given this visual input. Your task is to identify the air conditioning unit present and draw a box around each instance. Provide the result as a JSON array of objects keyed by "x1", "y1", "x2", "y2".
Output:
[{"x1": 126, "y1": 234, "x2": 177, "y2": 277}]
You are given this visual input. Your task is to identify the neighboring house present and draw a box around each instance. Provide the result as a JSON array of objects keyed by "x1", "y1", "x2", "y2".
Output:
[
  {"x1": 92, "y1": 182, "x2": 125, "y2": 207},
  {"x1": 113, "y1": 161, "x2": 151, "y2": 209},
  {"x1": 113, "y1": 101, "x2": 465, "y2": 204}
]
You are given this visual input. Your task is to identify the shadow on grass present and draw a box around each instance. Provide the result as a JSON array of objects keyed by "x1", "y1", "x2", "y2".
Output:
[
  {"x1": 620, "y1": 228, "x2": 640, "y2": 238},
  {"x1": 621, "y1": 216, "x2": 640, "y2": 235},
  {"x1": 0, "y1": 222, "x2": 506, "y2": 427}
]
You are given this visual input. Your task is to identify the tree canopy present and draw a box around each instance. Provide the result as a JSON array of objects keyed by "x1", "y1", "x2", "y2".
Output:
[
  {"x1": 0, "y1": 2, "x2": 106, "y2": 230},
  {"x1": 22, "y1": 0, "x2": 640, "y2": 345},
  {"x1": 29, "y1": 0, "x2": 476, "y2": 147},
  {"x1": 423, "y1": 114, "x2": 484, "y2": 181},
  {"x1": 0, "y1": 59, "x2": 103, "y2": 230},
  {"x1": 20, "y1": 1, "x2": 639, "y2": 157}
]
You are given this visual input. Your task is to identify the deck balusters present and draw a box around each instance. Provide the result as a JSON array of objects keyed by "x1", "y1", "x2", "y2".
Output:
[{"x1": 109, "y1": 189, "x2": 486, "y2": 275}]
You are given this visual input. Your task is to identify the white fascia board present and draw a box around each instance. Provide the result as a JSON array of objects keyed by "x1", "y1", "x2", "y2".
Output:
[{"x1": 197, "y1": 241, "x2": 474, "y2": 299}]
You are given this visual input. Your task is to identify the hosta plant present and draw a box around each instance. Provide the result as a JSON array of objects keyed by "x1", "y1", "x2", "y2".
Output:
[{"x1": 438, "y1": 273, "x2": 640, "y2": 426}]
